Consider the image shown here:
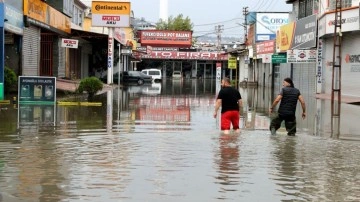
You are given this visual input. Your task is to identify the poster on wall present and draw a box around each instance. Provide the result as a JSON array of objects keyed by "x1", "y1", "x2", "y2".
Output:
[{"x1": 287, "y1": 49, "x2": 317, "y2": 63}]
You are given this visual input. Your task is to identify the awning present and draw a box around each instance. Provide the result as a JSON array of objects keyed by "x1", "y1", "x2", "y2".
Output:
[{"x1": 71, "y1": 29, "x2": 108, "y2": 41}]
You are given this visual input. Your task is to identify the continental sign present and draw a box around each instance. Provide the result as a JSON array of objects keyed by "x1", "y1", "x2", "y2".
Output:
[
  {"x1": 276, "y1": 15, "x2": 317, "y2": 52},
  {"x1": 140, "y1": 51, "x2": 228, "y2": 60},
  {"x1": 92, "y1": 1, "x2": 130, "y2": 27},
  {"x1": 23, "y1": 0, "x2": 70, "y2": 34},
  {"x1": 139, "y1": 30, "x2": 192, "y2": 48}
]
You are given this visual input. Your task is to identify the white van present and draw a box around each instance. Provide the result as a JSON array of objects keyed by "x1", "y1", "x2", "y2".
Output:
[{"x1": 141, "y1": 69, "x2": 162, "y2": 82}]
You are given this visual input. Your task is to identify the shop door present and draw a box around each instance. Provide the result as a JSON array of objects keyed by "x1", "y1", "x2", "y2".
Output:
[{"x1": 40, "y1": 33, "x2": 54, "y2": 76}]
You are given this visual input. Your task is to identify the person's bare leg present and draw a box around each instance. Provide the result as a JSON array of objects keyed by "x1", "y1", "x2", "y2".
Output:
[
  {"x1": 223, "y1": 130, "x2": 230, "y2": 135},
  {"x1": 234, "y1": 129, "x2": 240, "y2": 133}
]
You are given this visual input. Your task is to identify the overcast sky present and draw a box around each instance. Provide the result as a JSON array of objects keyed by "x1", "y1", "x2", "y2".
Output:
[{"x1": 81, "y1": 0, "x2": 292, "y2": 39}]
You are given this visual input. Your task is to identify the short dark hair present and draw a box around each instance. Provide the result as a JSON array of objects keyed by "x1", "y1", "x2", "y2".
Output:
[{"x1": 284, "y1": 77, "x2": 294, "y2": 87}]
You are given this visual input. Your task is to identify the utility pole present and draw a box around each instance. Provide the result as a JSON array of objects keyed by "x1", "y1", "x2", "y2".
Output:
[
  {"x1": 215, "y1": 25, "x2": 224, "y2": 80},
  {"x1": 331, "y1": 0, "x2": 342, "y2": 138},
  {"x1": 215, "y1": 25, "x2": 224, "y2": 52},
  {"x1": 243, "y1": 7, "x2": 248, "y2": 46}
]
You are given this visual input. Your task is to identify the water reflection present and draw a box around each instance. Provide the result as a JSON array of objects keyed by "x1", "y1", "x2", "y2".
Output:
[{"x1": 0, "y1": 80, "x2": 359, "y2": 201}]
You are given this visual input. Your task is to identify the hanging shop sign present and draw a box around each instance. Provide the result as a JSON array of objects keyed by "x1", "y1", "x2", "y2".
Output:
[
  {"x1": 61, "y1": 38, "x2": 78, "y2": 48},
  {"x1": 138, "y1": 30, "x2": 192, "y2": 48},
  {"x1": 228, "y1": 56, "x2": 237, "y2": 69}
]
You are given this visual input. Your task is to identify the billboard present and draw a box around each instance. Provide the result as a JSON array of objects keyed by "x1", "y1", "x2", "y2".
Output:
[
  {"x1": 91, "y1": 1, "x2": 130, "y2": 27},
  {"x1": 256, "y1": 13, "x2": 289, "y2": 42},
  {"x1": 139, "y1": 30, "x2": 192, "y2": 48}
]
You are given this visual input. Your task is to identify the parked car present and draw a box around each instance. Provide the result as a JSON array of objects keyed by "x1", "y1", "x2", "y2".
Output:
[
  {"x1": 141, "y1": 69, "x2": 162, "y2": 82},
  {"x1": 101, "y1": 71, "x2": 153, "y2": 85},
  {"x1": 172, "y1": 71, "x2": 182, "y2": 79}
]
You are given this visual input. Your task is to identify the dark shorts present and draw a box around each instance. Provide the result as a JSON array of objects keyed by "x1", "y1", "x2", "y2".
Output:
[{"x1": 221, "y1": 110, "x2": 240, "y2": 130}]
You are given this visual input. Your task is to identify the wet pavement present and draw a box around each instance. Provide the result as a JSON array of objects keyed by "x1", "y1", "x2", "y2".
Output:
[{"x1": 0, "y1": 79, "x2": 359, "y2": 201}]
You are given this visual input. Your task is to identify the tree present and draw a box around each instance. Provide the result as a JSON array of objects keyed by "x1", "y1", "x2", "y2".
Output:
[{"x1": 156, "y1": 14, "x2": 193, "y2": 31}]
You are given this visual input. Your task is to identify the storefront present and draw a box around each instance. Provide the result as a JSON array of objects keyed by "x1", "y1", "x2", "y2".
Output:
[{"x1": 23, "y1": 0, "x2": 71, "y2": 77}]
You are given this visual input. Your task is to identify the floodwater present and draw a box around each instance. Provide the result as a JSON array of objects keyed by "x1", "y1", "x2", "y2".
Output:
[{"x1": 0, "y1": 79, "x2": 359, "y2": 202}]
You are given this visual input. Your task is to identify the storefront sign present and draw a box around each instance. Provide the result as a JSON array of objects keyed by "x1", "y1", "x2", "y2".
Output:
[
  {"x1": 318, "y1": 8, "x2": 359, "y2": 37},
  {"x1": 61, "y1": 38, "x2": 78, "y2": 48},
  {"x1": 24, "y1": 0, "x2": 71, "y2": 34},
  {"x1": 91, "y1": 1, "x2": 130, "y2": 27},
  {"x1": 291, "y1": 15, "x2": 317, "y2": 49},
  {"x1": 141, "y1": 51, "x2": 228, "y2": 60},
  {"x1": 18, "y1": 76, "x2": 56, "y2": 104},
  {"x1": 4, "y1": 4, "x2": 23, "y2": 35},
  {"x1": 287, "y1": 49, "x2": 316, "y2": 63},
  {"x1": 139, "y1": 30, "x2": 192, "y2": 48},
  {"x1": 256, "y1": 40, "x2": 275, "y2": 55},
  {"x1": 137, "y1": 46, "x2": 179, "y2": 52}
]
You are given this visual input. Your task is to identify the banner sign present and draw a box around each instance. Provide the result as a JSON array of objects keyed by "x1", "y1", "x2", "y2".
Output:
[
  {"x1": 139, "y1": 30, "x2": 192, "y2": 47},
  {"x1": 140, "y1": 51, "x2": 228, "y2": 60},
  {"x1": 91, "y1": 1, "x2": 130, "y2": 27},
  {"x1": 18, "y1": 76, "x2": 56, "y2": 104},
  {"x1": 137, "y1": 46, "x2": 179, "y2": 52},
  {"x1": 287, "y1": 49, "x2": 317, "y2": 63},
  {"x1": 256, "y1": 40, "x2": 275, "y2": 55},
  {"x1": 4, "y1": 4, "x2": 23, "y2": 35},
  {"x1": 61, "y1": 38, "x2": 78, "y2": 48}
]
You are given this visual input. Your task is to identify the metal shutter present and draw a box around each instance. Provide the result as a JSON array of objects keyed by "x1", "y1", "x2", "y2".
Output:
[{"x1": 22, "y1": 26, "x2": 40, "y2": 76}]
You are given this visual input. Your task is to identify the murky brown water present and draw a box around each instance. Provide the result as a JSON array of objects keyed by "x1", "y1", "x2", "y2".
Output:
[{"x1": 0, "y1": 79, "x2": 359, "y2": 201}]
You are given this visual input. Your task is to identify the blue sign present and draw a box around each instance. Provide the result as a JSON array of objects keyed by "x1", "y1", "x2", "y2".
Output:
[
  {"x1": 0, "y1": 2, "x2": 5, "y2": 100},
  {"x1": 18, "y1": 76, "x2": 57, "y2": 104}
]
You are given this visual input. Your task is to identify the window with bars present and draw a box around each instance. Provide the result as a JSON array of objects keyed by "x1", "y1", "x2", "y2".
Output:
[
  {"x1": 329, "y1": 0, "x2": 352, "y2": 10},
  {"x1": 298, "y1": 0, "x2": 314, "y2": 19}
]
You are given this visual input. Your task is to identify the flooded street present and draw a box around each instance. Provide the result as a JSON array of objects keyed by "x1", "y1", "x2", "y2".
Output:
[{"x1": 0, "y1": 79, "x2": 359, "y2": 201}]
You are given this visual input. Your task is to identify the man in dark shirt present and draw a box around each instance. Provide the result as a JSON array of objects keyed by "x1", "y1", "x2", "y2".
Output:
[
  {"x1": 214, "y1": 77, "x2": 243, "y2": 134},
  {"x1": 269, "y1": 77, "x2": 306, "y2": 136}
]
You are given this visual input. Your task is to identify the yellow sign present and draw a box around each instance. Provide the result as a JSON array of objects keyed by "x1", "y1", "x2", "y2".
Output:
[
  {"x1": 92, "y1": 1, "x2": 131, "y2": 15},
  {"x1": 277, "y1": 22, "x2": 295, "y2": 52},
  {"x1": 228, "y1": 56, "x2": 237, "y2": 69}
]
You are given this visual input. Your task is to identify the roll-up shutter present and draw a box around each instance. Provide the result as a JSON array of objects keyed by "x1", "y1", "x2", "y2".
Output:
[{"x1": 22, "y1": 26, "x2": 40, "y2": 76}]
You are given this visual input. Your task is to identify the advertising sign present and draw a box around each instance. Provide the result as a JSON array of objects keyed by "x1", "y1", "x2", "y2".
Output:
[
  {"x1": 139, "y1": 30, "x2": 192, "y2": 47},
  {"x1": 141, "y1": 51, "x2": 228, "y2": 61},
  {"x1": 316, "y1": 39, "x2": 323, "y2": 93},
  {"x1": 18, "y1": 76, "x2": 56, "y2": 104},
  {"x1": 61, "y1": 38, "x2": 78, "y2": 48},
  {"x1": 91, "y1": 1, "x2": 130, "y2": 27},
  {"x1": 291, "y1": 15, "x2": 317, "y2": 49},
  {"x1": 277, "y1": 22, "x2": 296, "y2": 52},
  {"x1": 287, "y1": 49, "x2": 317, "y2": 63},
  {"x1": 228, "y1": 56, "x2": 237, "y2": 69},
  {"x1": 256, "y1": 13, "x2": 289, "y2": 42},
  {"x1": 256, "y1": 40, "x2": 275, "y2": 55}
]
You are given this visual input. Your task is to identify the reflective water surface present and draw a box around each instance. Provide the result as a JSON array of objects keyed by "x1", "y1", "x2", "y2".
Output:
[{"x1": 0, "y1": 79, "x2": 359, "y2": 202}]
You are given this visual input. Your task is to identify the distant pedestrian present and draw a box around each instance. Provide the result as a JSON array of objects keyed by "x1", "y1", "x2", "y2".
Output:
[
  {"x1": 269, "y1": 77, "x2": 306, "y2": 136},
  {"x1": 214, "y1": 77, "x2": 242, "y2": 134}
]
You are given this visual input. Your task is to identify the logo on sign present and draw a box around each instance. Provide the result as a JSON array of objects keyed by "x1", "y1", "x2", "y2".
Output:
[{"x1": 102, "y1": 16, "x2": 120, "y2": 25}]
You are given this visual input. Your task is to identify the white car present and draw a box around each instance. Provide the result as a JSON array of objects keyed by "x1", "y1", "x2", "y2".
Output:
[
  {"x1": 141, "y1": 69, "x2": 162, "y2": 82},
  {"x1": 172, "y1": 71, "x2": 182, "y2": 79}
]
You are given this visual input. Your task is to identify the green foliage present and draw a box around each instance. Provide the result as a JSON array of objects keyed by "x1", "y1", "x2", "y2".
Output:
[
  {"x1": 156, "y1": 14, "x2": 193, "y2": 31},
  {"x1": 77, "y1": 77, "x2": 103, "y2": 99},
  {"x1": 4, "y1": 67, "x2": 17, "y2": 93}
]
